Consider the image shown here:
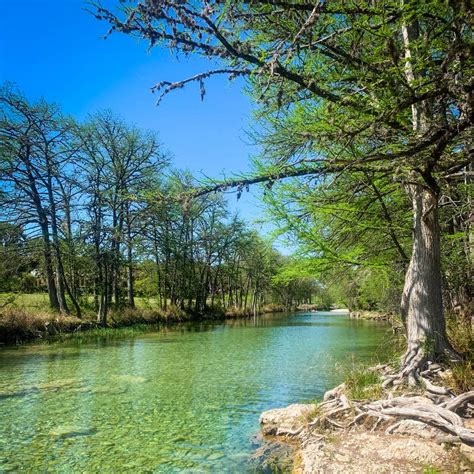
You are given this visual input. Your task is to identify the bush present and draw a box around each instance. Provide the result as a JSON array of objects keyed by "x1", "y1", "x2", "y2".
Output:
[{"x1": 0, "y1": 308, "x2": 80, "y2": 343}]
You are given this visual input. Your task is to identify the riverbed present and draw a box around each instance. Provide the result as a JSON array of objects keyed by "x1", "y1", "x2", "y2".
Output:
[{"x1": 0, "y1": 311, "x2": 390, "y2": 472}]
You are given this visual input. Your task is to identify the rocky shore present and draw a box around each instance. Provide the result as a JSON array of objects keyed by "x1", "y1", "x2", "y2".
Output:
[
  {"x1": 349, "y1": 310, "x2": 393, "y2": 321},
  {"x1": 259, "y1": 366, "x2": 474, "y2": 473}
]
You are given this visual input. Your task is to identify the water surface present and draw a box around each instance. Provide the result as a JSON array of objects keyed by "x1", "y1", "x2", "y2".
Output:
[{"x1": 0, "y1": 311, "x2": 390, "y2": 472}]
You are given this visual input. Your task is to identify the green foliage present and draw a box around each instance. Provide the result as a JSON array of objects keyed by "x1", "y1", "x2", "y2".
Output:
[
  {"x1": 447, "y1": 360, "x2": 473, "y2": 394},
  {"x1": 422, "y1": 465, "x2": 440, "y2": 474},
  {"x1": 343, "y1": 365, "x2": 383, "y2": 401},
  {"x1": 0, "y1": 88, "x2": 316, "y2": 325},
  {"x1": 446, "y1": 312, "x2": 473, "y2": 357},
  {"x1": 0, "y1": 223, "x2": 36, "y2": 292}
]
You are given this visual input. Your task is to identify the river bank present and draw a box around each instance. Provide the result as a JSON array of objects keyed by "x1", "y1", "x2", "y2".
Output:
[
  {"x1": 0, "y1": 303, "x2": 295, "y2": 345},
  {"x1": 259, "y1": 364, "x2": 474, "y2": 473},
  {"x1": 349, "y1": 310, "x2": 394, "y2": 322}
]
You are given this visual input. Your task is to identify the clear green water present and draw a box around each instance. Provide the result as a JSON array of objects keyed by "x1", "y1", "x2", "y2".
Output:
[{"x1": 0, "y1": 311, "x2": 390, "y2": 472}]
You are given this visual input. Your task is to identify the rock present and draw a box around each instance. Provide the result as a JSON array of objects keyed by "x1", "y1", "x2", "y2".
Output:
[
  {"x1": 460, "y1": 443, "x2": 474, "y2": 464},
  {"x1": 207, "y1": 452, "x2": 225, "y2": 461},
  {"x1": 259, "y1": 403, "x2": 316, "y2": 436},
  {"x1": 112, "y1": 375, "x2": 148, "y2": 384},
  {"x1": 49, "y1": 425, "x2": 96, "y2": 439},
  {"x1": 389, "y1": 419, "x2": 446, "y2": 439},
  {"x1": 298, "y1": 432, "x2": 460, "y2": 473}
]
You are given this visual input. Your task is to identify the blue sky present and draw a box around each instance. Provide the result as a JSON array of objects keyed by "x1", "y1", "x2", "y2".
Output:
[{"x1": 0, "y1": 0, "x2": 270, "y2": 233}]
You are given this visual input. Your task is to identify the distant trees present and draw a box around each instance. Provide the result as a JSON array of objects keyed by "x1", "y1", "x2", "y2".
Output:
[
  {"x1": 0, "y1": 86, "x2": 311, "y2": 322},
  {"x1": 262, "y1": 172, "x2": 412, "y2": 314}
]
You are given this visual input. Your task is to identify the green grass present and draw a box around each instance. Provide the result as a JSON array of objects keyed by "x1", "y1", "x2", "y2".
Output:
[
  {"x1": 0, "y1": 292, "x2": 279, "y2": 315},
  {"x1": 0, "y1": 292, "x2": 175, "y2": 320},
  {"x1": 48, "y1": 324, "x2": 163, "y2": 344},
  {"x1": 1, "y1": 292, "x2": 51, "y2": 311},
  {"x1": 422, "y1": 465, "x2": 440, "y2": 474},
  {"x1": 446, "y1": 359, "x2": 473, "y2": 394},
  {"x1": 345, "y1": 366, "x2": 382, "y2": 400}
]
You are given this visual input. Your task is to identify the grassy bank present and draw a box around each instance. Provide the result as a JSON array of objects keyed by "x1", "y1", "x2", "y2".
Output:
[{"x1": 0, "y1": 293, "x2": 289, "y2": 344}]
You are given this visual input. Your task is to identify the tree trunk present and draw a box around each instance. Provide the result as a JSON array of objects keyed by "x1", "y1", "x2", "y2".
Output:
[
  {"x1": 126, "y1": 208, "x2": 135, "y2": 309},
  {"x1": 40, "y1": 221, "x2": 60, "y2": 311},
  {"x1": 48, "y1": 204, "x2": 70, "y2": 315},
  {"x1": 97, "y1": 258, "x2": 108, "y2": 326},
  {"x1": 400, "y1": 183, "x2": 455, "y2": 376},
  {"x1": 397, "y1": 11, "x2": 456, "y2": 379},
  {"x1": 24, "y1": 154, "x2": 59, "y2": 311}
]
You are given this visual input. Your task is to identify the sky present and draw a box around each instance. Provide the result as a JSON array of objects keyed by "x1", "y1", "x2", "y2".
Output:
[{"x1": 0, "y1": 0, "x2": 273, "y2": 237}]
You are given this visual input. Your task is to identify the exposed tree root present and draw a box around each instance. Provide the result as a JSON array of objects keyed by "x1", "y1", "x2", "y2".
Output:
[
  {"x1": 443, "y1": 391, "x2": 474, "y2": 413},
  {"x1": 301, "y1": 364, "x2": 474, "y2": 447},
  {"x1": 383, "y1": 344, "x2": 462, "y2": 390}
]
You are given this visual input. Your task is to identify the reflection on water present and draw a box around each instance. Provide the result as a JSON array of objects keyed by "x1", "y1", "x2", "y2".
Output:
[{"x1": 0, "y1": 311, "x2": 390, "y2": 472}]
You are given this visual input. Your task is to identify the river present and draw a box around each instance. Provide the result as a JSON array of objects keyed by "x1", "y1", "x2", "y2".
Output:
[{"x1": 0, "y1": 311, "x2": 390, "y2": 472}]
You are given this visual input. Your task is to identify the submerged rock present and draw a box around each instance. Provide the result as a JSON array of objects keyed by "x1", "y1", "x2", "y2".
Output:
[
  {"x1": 49, "y1": 425, "x2": 96, "y2": 439},
  {"x1": 33, "y1": 378, "x2": 82, "y2": 390},
  {"x1": 259, "y1": 403, "x2": 317, "y2": 436},
  {"x1": 250, "y1": 433, "x2": 296, "y2": 472},
  {"x1": 112, "y1": 375, "x2": 148, "y2": 384},
  {"x1": 0, "y1": 378, "x2": 83, "y2": 399},
  {"x1": 206, "y1": 452, "x2": 225, "y2": 461}
]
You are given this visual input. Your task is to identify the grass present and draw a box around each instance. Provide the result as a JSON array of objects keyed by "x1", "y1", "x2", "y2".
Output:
[
  {"x1": 0, "y1": 293, "x2": 288, "y2": 317},
  {"x1": 343, "y1": 365, "x2": 383, "y2": 401},
  {"x1": 0, "y1": 292, "x2": 173, "y2": 314},
  {"x1": 1, "y1": 292, "x2": 52, "y2": 311},
  {"x1": 445, "y1": 359, "x2": 473, "y2": 394},
  {"x1": 422, "y1": 465, "x2": 440, "y2": 474},
  {"x1": 445, "y1": 312, "x2": 473, "y2": 393},
  {"x1": 0, "y1": 308, "x2": 83, "y2": 344},
  {"x1": 447, "y1": 312, "x2": 473, "y2": 355}
]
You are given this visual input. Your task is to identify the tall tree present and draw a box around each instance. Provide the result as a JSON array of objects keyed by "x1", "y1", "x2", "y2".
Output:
[
  {"x1": 0, "y1": 86, "x2": 81, "y2": 315},
  {"x1": 78, "y1": 111, "x2": 167, "y2": 323},
  {"x1": 94, "y1": 1, "x2": 472, "y2": 379}
]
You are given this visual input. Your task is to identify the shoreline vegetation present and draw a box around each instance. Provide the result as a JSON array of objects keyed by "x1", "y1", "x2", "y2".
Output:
[{"x1": 0, "y1": 300, "x2": 335, "y2": 345}]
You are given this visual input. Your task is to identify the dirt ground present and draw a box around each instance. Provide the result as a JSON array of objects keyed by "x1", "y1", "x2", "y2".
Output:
[
  {"x1": 259, "y1": 403, "x2": 474, "y2": 473},
  {"x1": 295, "y1": 429, "x2": 473, "y2": 473}
]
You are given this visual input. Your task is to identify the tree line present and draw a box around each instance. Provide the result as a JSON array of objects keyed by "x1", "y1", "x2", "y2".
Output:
[{"x1": 0, "y1": 85, "x2": 318, "y2": 324}]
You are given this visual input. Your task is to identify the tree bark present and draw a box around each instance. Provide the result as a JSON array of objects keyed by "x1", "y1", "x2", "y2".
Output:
[
  {"x1": 126, "y1": 207, "x2": 135, "y2": 309},
  {"x1": 39, "y1": 219, "x2": 60, "y2": 311},
  {"x1": 46, "y1": 171, "x2": 70, "y2": 315},
  {"x1": 97, "y1": 258, "x2": 108, "y2": 326},
  {"x1": 24, "y1": 154, "x2": 59, "y2": 311},
  {"x1": 400, "y1": 183, "x2": 456, "y2": 375}
]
